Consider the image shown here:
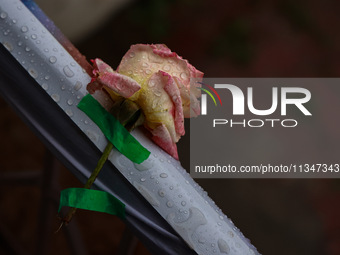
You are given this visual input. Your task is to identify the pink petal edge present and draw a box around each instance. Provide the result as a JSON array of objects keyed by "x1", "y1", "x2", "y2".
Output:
[
  {"x1": 160, "y1": 71, "x2": 185, "y2": 136},
  {"x1": 150, "y1": 124, "x2": 179, "y2": 160},
  {"x1": 93, "y1": 58, "x2": 141, "y2": 98}
]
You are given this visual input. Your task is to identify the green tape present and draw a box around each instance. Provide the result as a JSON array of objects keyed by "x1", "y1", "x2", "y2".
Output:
[
  {"x1": 78, "y1": 94, "x2": 150, "y2": 164},
  {"x1": 58, "y1": 188, "x2": 125, "y2": 219}
]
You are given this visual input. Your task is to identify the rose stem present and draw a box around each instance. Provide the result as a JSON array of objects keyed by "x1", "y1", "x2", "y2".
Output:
[{"x1": 61, "y1": 142, "x2": 114, "y2": 226}]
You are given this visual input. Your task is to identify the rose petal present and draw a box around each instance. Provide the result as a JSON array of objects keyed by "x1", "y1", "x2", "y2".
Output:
[
  {"x1": 150, "y1": 44, "x2": 177, "y2": 58},
  {"x1": 118, "y1": 44, "x2": 203, "y2": 93},
  {"x1": 93, "y1": 59, "x2": 141, "y2": 98},
  {"x1": 137, "y1": 72, "x2": 178, "y2": 143},
  {"x1": 150, "y1": 124, "x2": 179, "y2": 160},
  {"x1": 92, "y1": 58, "x2": 114, "y2": 74},
  {"x1": 98, "y1": 71, "x2": 141, "y2": 98},
  {"x1": 174, "y1": 77, "x2": 201, "y2": 118},
  {"x1": 161, "y1": 71, "x2": 185, "y2": 136}
]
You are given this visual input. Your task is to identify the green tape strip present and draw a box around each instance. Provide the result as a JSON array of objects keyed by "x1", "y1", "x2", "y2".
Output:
[
  {"x1": 58, "y1": 188, "x2": 126, "y2": 219},
  {"x1": 78, "y1": 94, "x2": 150, "y2": 164}
]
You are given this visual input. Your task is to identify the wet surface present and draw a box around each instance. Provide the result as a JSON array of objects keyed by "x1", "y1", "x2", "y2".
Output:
[{"x1": 1, "y1": 0, "x2": 340, "y2": 254}]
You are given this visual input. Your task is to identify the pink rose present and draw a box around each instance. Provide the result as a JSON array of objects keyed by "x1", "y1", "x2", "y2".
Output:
[{"x1": 88, "y1": 44, "x2": 203, "y2": 160}]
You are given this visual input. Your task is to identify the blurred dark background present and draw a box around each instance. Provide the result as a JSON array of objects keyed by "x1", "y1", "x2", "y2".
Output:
[{"x1": 1, "y1": 0, "x2": 340, "y2": 254}]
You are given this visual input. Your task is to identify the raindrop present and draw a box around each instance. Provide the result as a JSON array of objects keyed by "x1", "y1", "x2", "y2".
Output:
[
  {"x1": 0, "y1": 12, "x2": 7, "y2": 19},
  {"x1": 142, "y1": 62, "x2": 148, "y2": 68},
  {"x1": 28, "y1": 68, "x2": 38, "y2": 78},
  {"x1": 218, "y1": 239, "x2": 230, "y2": 254},
  {"x1": 61, "y1": 85, "x2": 66, "y2": 90},
  {"x1": 134, "y1": 182, "x2": 160, "y2": 206},
  {"x1": 51, "y1": 94, "x2": 60, "y2": 102},
  {"x1": 31, "y1": 34, "x2": 37, "y2": 40},
  {"x1": 44, "y1": 48, "x2": 49, "y2": 52},
  {"x1": 42, "y1": 83, "x2": 48, "y2": 90},
  {"x1": 67, "y1": 99, "x2": 73, "y2": 106},
  {"x1": 145, "y1": 69, "x2": 152, "y2": 75},
  {"x1": 74, "y1": 81, "x2": 82, "y2": 91},
  {"x1": 181, "y1": 201, "x2": 186, "y2": 206},
  {"x1": 3, "y1": 42, "x2": 13, "y2": 52},
  {"x1": 153, "y1": 90, "x2": 162, "y2": 97},
  {"x1": 163, "y1": 64, "x2": 171, "y2": 71},
  {"x1": 65, "y1": 109, "x2": 73, "y2": 117},
  {"x1": 166, "y1": 201, "x2": 173, "y2": 208},
  {"x1": 44, "y1": 75, "x2": 50, "y2": 80},
  {"x1": 167, "y1": 207, "x2": 207, "y2": 251},
  {"x1": 129, "y1": 52, "x2": 135, "y2": 58},
  {"x1": 134, "y1": 157, "x2": 154, "y2": 171},
  {"x1": 12, "y1": 19, "x2": 17, "y2": 24},
  {"x1": 36, "y1": 40, "x2": 40, "y2": 44},
  {"x1": 21, "y1": 26, "x2": 28, "y2": 33},
  {"x1": 49, "y1": 56, "x2": 57, "y2": 64},
  {"x1": 86, "y1": 130, "x2": 99, "y2": 142},
  {"x1": 149, "y1": 80, "x2": 156, "y2": 87},
  {"x1": 158, "y1": 189, "x2": 165, "y2": 197},
  {"x1": 227, "y1": 231, "x2": 234, "y2": 238},
  {"x1": 160, "y1": 173, "x2": 168, "y2": 178},
  {"x1": 198, "y1": 238, "x2": 206, "y2": 244},
  {"x1": 169, "y1": 186, "x2": 173, "y2": 190},
  {"x1": 17, "y1": 41, "x2": 23, "y2": 46},
  {"x1": 140, "y1": 178, "x2": 146, "y2": 182},
  {"x1": 25, "y1": 47, "x2": 31, "y2": 52},
  {"x1": 63, "y1": 65, "x2": 74, "y2": 77},
  {"x1": 180, "y1": 72, "x2": 188, "y2": 79}
]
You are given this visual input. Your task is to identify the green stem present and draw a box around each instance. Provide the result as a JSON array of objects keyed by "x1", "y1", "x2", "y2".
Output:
[
  {"x1": 59, "y1": 98, "x2": 142, "y2": 229},
  {"x1": 62, "y1": 142, "x2": 114, "y2": 225},
  {"x1": 84, "y1": 142, "x2": 114, "y2": 189}
]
